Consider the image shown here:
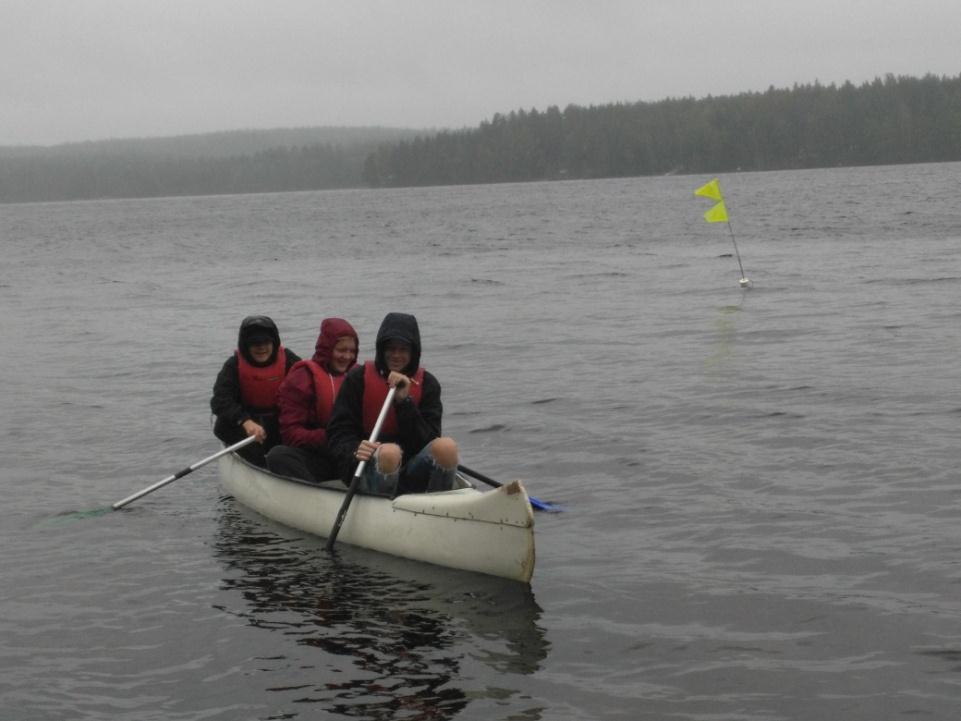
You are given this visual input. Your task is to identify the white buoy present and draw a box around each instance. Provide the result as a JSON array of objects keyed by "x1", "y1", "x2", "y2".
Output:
[{"x1": 739, "y1": 277, "x2": 751, "y2": 289}]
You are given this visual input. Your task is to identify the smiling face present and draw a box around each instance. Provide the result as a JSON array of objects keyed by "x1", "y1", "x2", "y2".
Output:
[
  {"x1": 329, "y1": 336, "x2": 358, "y2": 374},
  {"x1": 248, "y1": 340, "x2": 274, "y2": 364},
  {"x1": 384, "y1": 340, "x2": 412, "y2": 373}
]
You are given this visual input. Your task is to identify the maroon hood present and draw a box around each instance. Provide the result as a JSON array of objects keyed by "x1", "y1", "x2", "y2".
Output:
[{"x1": 312, "y1": 317, "x2": 359, "y2": 374}]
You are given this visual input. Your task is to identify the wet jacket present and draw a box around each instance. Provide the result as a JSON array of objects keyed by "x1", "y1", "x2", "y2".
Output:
[
  {"x1": 327, "y1": 313, "x2": 442, "y2": 479},
  {"x1": 276, "y1": 317, "x2": 359, "y2": 449},
  {"x1": 210, "y1": 316, "x2": 301, "y2": 427}
]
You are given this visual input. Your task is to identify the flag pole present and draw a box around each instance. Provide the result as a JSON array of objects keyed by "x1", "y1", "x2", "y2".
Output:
[
  {"x1": 695, "y1": 177, "x2": 751, "y2": 289},
  {"x1": 725, "y1": 220, "x2": 750, "y2": 288}
]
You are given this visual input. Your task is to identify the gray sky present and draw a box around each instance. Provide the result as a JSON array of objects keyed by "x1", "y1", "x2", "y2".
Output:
[{"x1": 3, "y1": 0, "x2": 960, "y2": 146}]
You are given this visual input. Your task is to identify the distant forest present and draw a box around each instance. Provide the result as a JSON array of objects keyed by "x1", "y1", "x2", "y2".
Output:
[
  {"x1": 2, "y1": 73, "x2": 960, "y2": 203},
  {"x1": 0, "y1": 127, "x2": 421, "y2": 203},
  {"x1": 363, "y1": 73, "x2": 961, "y2": 186}
]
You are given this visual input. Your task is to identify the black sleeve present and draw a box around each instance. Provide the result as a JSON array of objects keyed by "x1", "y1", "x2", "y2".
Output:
[
  {"x1": 210, "y1": 356, "x2": 248, "y2": 426},
  {"x1": 396, "y1": 370, "x2": 442, "y2": 455},
  {"x1": 326, "y1": 365, "x2": 367, "y2": 472},
  {"x1": 283, "y1": 349, "x2": 303, "y2": 370}
]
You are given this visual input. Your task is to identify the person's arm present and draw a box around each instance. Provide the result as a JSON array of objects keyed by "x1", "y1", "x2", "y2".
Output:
[
  {"x1": 326, "y1": 367, "x2": 366, "y2": 471},
  {"x1": 210, "y1": 356, "x2": 249, "y2": 426},
  {"x1": 276, "y1": 366, "x2": 329, "y2": 448},
  {"x1": 396, "y1": 371, "x2": 442, "y2": 452},
  {"x1": 283, "y1": 349, "x2": 303, "y2": 369}
]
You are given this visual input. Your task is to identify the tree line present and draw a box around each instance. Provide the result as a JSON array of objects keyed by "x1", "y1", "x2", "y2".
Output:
[
  {"x1": 0, "y1": 143, "x2": 367, "y2": 203},
  {"x1": 2, "y1": 74, "x2": 960, "y2": 203},
  {"x1": 0, "y1": 127, "x2": 419, "y2": 203},
  {"x1": 362, "y1": 73, "x2": 961, "y2": 187}
]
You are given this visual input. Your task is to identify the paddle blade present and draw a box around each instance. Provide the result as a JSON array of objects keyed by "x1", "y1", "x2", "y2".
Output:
[
  {"x1": 529, "y1": 496, "x2": 565, "y2": 513},
  {"x1": 34, "y1": 507, "x2": 113, "y2": 527}
]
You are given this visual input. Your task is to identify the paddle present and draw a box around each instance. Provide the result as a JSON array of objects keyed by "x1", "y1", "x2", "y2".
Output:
[
  {"x1": 457, "y1": 464, "x2": 563, "y2": 512},
  {"x1": 112, "y1": 435, "x2": 258, "y2": 510},
  {"x1": 325, "y1": 386, "x2": 397, "y2": 551}
]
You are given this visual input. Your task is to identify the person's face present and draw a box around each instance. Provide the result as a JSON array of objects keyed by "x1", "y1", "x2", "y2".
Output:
[
  {"x1": 329, "y1": 336, "x2": 358, "y2": 374},
  {"x1": 384, "y1": 340, "x2": 412, "y2": 373},
  {"x1": 249, "y1": 340, "x2": 274, "y2": 363}
]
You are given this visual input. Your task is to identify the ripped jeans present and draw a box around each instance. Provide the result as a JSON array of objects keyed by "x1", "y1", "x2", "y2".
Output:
[{"x1": 359, "y1": 439, "x2": 457, "y2": 496}]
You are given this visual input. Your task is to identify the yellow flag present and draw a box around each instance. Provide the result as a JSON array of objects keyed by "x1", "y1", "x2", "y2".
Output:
[
  {"x1": 703, "y1": 201, "x2": 729, "y2": 223},
  {"x1": 694, "y1": 178, "x2": 723, "y2": 201}
]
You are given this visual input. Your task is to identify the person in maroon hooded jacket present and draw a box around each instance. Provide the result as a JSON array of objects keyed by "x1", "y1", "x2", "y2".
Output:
[{"x1": 265, "y1": 317, "x2": 359, "y2": 484}]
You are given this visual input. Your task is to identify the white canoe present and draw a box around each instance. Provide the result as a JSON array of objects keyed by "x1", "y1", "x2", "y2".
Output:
[{"x1": 218, "y1": 451, "x2": 535, "y2": 583}]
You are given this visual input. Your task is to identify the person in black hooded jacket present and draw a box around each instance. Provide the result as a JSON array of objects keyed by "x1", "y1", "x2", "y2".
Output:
[
  {"x1": 327, "y1": 312, "x2": 459, "y2": 496},
  {"x1": 210, "y1": 315, "x2": 302, "y2": 467}
]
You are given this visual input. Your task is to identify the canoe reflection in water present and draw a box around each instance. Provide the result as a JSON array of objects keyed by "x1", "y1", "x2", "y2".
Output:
[{"x1": 213, "y1": 498, "x2": 549, "y2": 719}]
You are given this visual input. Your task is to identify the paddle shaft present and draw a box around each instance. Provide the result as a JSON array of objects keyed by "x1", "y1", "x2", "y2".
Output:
[
  {"x1": 457, "y1": 464, "x2": 507, "y2": 489},
  {"x1": 112, "y1": 435, "x2": 258, "y2": 510},
  {"x1": 325, "y1": 386, "x2": 397, "y2": 551},
  {"x1": 457, "y1": 464, "x2": 560, "y2": 512}
]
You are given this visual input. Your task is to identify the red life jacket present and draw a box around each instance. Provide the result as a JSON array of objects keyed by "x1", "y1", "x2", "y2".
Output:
[
  {"x1": 362, "y1": 361, "x2": 424, "y2": 437},
  {"x1": 237, "y1": 347, "x2": 288, "y2": 412},
  {"x1": 289, "y1": 359, "x2": 345, "y2": 427}
]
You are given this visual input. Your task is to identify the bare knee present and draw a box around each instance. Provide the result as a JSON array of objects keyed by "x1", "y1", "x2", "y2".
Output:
[
  {"x1": 375, "y1": 443, "x2": 402, "y2": 473},
  {"x1": 430, "y1": 437, "x2": 459, "y2": 468}
]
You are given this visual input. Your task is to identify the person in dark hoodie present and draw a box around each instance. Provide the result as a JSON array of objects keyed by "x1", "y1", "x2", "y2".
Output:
[
  {"x1": 327, "y1": 312, "x2": 459, "y2": 496},
  {"x1": 210, "y1": 315, "x2": 301, "y2": 467},
  {"x1": 265, "y1": 317, "x2": 359, "y2": 483}
]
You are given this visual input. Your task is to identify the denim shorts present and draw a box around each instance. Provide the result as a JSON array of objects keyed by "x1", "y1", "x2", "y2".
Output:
[{"x1": 359, "y1": 439, "x2": 456, "y2": 496}]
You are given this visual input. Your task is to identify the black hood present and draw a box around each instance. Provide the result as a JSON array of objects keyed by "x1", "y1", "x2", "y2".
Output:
[
  {"x1": 374, "y1": 312, "x2": 421, "y2": 376},
  {"x1": 237, "y1": 315, "x2": 281, "y2": 366}
]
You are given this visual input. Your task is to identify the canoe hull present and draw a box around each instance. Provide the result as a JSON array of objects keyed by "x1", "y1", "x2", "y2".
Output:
[{"x1": 218, "y1": 452, "x2": 535, "y2": 583}]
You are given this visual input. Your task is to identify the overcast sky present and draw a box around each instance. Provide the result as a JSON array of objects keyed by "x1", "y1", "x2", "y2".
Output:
[{"x1": 3, "y1": 0, "x2": 959, "y2": 146}]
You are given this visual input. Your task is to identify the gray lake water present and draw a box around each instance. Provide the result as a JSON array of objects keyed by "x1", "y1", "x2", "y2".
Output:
[{"x1": 1, "y1": 163, "x2": 960, "y2": 720}]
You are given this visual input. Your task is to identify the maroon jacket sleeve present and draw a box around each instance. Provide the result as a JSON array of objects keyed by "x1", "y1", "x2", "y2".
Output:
[{"x1": 276, "y1": 364, "x2": 329, "y2": 448}]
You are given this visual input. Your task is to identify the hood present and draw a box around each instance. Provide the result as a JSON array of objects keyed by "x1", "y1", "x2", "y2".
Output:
[
  {"x1": 374, "y1": 312, "x2": 421, "y2": 376},
  {"x1": 237, "y1": 315, "x2": 281, "y2": 366},
  {"x1": 312, "y1": 317, "x2": 359, "y2": 374}
]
